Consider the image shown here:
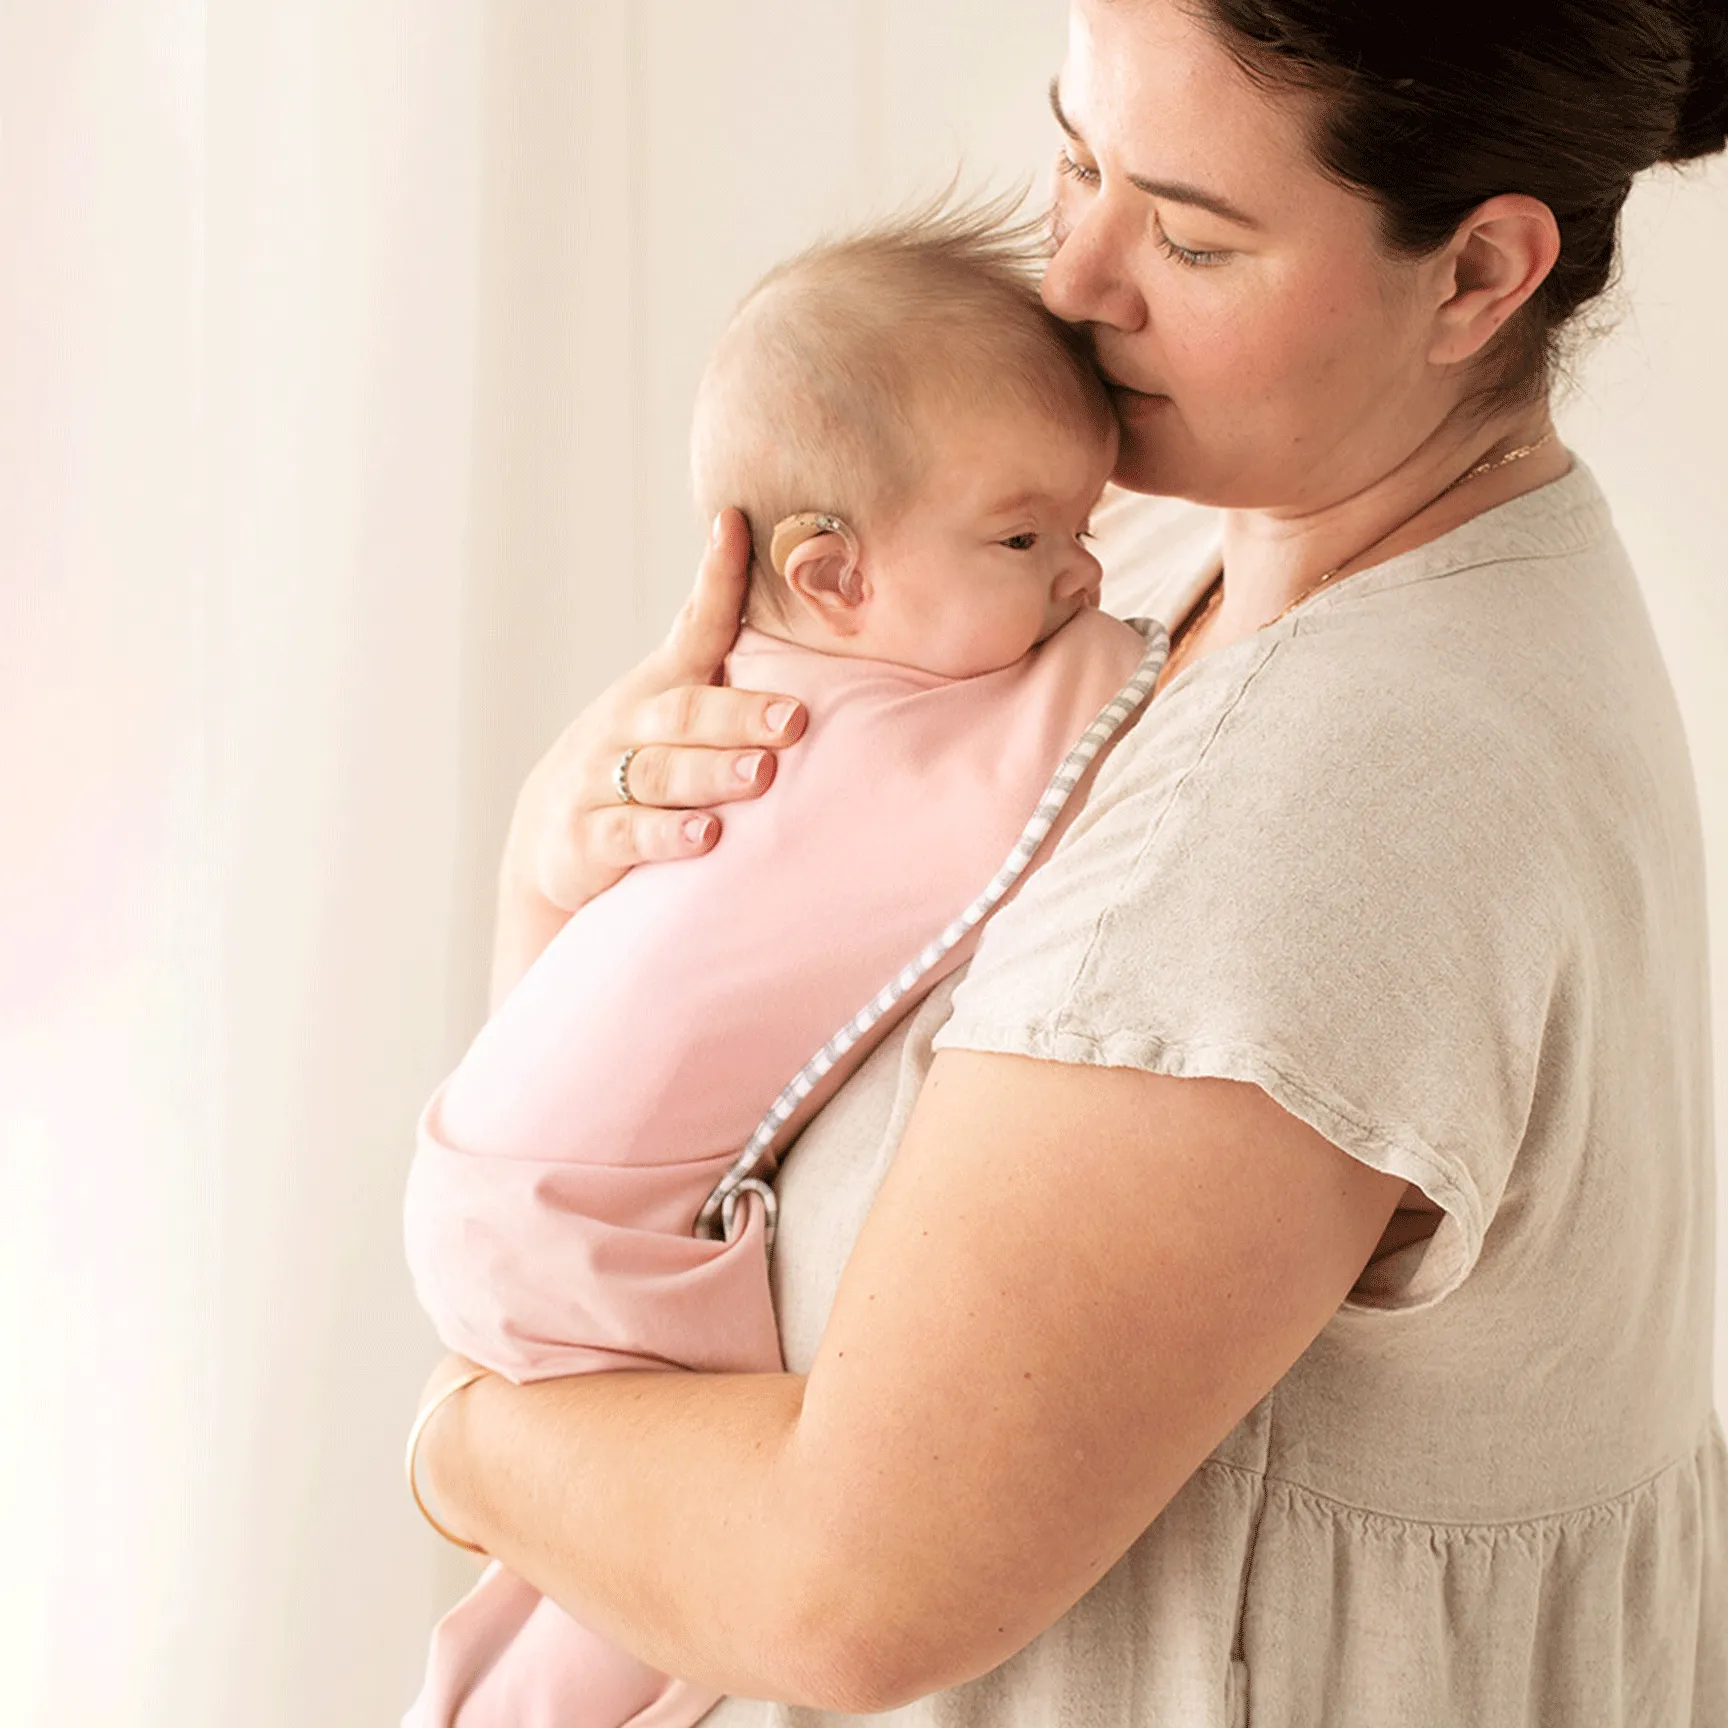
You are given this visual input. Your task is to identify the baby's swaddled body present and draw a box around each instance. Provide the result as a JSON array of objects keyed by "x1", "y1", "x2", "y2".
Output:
[
  {"x1": 401, "y1": 198, "x2": 1161, "y2": 1726},
  {"x1": 403, "y1": 608, "x2": 1156, "y2": 1726}
]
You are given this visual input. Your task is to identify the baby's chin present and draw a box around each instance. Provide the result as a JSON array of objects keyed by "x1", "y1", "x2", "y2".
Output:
[{"x1": 786, "y1": 602, "x2": 1090, "y2": 679}]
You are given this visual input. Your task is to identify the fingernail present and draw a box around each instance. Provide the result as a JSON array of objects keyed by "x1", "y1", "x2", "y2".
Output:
[
  {"x1": 733, "y1": 751, "x2": 765, "y2": 782},
  {"x1": 763, "y1": 701, "x2": 797, "y2": 734},
  {"x1": 711, "y1": 513, "x2": 725, "y2": 545},
  {"x1": 683, "y1": 815, "x2": 715, "y2": 844}
]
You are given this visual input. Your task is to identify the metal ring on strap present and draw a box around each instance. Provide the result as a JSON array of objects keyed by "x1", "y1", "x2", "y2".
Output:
[
  {"x1": 694, "y1": 617, "x2": 1169, "y2": 1246},
  {"x1": 721, "y1": 1178, "x2": 779, "y2": 1253}
]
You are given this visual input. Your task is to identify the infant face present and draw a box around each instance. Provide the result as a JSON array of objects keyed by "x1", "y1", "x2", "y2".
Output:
[{"x1": 849, "y1": 406, "x2": 1118, "y2": 679}]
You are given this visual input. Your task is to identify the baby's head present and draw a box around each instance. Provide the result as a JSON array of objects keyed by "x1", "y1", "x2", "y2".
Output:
[{"x1": 690, "y1": 201, "x2": 1119, "y2": 679}]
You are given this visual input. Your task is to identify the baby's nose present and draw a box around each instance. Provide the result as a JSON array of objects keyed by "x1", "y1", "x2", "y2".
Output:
[{"x1": 1054, "y1": 545, "x2": 1104, "y2": 601}]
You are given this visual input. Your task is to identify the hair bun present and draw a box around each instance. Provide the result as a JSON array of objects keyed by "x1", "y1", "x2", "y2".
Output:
[{"x1": 1667, "y1": 0, "x2": 1728, "y2": 160}]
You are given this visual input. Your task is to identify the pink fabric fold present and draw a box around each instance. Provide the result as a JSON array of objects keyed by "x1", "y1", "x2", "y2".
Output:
[{"x1": 402, "y1": 609, "x2": 1150, "y2": 1727}]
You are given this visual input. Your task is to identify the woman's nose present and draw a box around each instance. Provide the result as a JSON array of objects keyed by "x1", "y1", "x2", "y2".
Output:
[{"x1": 1041, "y1": 200, "x2": 1146, "y2": 334}]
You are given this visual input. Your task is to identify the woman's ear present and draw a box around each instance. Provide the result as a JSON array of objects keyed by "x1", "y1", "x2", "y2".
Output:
[
  {"x1": 1428, "y1": 194, "x2": 1562, "y2": 367},
  {"x1": 771, "y1": 513, "x2": 868, "y2": 631}
]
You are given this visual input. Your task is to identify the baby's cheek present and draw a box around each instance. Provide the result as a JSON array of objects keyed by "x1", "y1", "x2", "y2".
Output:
[{"x1": 930, "y1": 604, "x2": 1011, "y2": 677}]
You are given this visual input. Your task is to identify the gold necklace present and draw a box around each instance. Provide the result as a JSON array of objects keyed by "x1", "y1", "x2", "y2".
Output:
[{"x1": 1165, "y1": 427, "x2": 1558, "y2": 676}]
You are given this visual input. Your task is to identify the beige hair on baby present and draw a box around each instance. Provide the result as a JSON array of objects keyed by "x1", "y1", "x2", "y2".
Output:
[{"x1": 689, "y1": 192, "x2": 1115, "y2": 625}]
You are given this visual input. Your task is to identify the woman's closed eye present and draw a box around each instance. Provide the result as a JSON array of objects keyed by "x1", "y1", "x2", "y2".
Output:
[
  {"x1": 1057, "y1": 150, "x2": 1229, "y2": 269},
  {"x1": 1155, "y1": 216, "x2": 1229, "y2": 269},
  {"x1": 1056, "y1": 150, "x2": 1100, "y2": 190}
]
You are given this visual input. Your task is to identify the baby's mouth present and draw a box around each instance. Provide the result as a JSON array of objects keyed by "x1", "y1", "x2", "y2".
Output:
[{"x1": 1038, "y1": 592, "x2": 1095, "y2": 644}]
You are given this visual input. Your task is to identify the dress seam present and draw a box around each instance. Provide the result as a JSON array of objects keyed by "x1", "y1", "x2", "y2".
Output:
[
  {"x1": 1285, "y1": 533, "x2": 1610, "y2": 625},
  {"x1": 1229, "y1": 1387, "x2": 1272, "y2": 1665},
  {"x1": 1273, "y1": 488, "x2": 1609, "y2": 628},
  {"x1": 1194, "y1": 1417, "x2": 1719, "y2": 1532}
]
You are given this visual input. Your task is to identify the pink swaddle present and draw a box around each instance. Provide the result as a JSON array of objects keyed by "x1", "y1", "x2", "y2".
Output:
[{"x1": 402, "y1": 607, "x2": 1165, "y2": 1728}]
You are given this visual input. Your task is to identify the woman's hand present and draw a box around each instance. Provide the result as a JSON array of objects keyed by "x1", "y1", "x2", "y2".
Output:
[{"x1": 491, "y1": 509, "x2": 808, "y2": 1002}]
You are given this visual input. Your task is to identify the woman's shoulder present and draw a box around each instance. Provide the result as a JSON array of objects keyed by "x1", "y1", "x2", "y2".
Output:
[
  {"x1": 937, "y1": 462, "x2": 1709, "y2": 1322},
  {"x1": 1269, "y1": 459, "x2": 1634, "y2": 686},
  {"x1": 1103, "y1": 463, "x2": 1681, "y2": 839},
  {"x1": 955, "y1": 461, "x2": 1703, "y2": 1049},
  {"x1": 940, "y1": 460, "x2": 1698, "y2": 1096}
]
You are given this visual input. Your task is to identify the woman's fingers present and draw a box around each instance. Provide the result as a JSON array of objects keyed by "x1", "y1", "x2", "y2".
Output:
[
  {"x1": 656, "y1": 508, "x2": 756, "y2": 682},
  {"x1": 497, "y1": 508, "x2": 812, "y2": 938},
  {"x1": 587, "y1": 803, "x2": 722, "y2": 872},
  {"x1": 532, "y1": 741, "x2": 779, "y2": 908},
  {"x1": 614, "y1": 739, "x2": 778, "y2": 811},
  {"x1": 548, "y1": 736, "x2": 786, "y2": 906},
  {"x1": 632, "y1": 680, "x2": 807, "y2": 753},
  {"x1": 524, "y1": 798, "x2": 718, "y2": 914}
]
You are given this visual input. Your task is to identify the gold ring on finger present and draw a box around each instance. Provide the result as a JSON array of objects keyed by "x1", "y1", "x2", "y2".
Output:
[{"x1": 612, "y1": 746, "x2": 642, "y2": 806}]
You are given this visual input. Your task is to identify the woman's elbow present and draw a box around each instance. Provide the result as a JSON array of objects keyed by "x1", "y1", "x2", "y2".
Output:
[
  {"x1": 767, "y1": 1612, "x2": 953, "y2": 1716},
  {"x1": 765, "y1": 1539, "x2": 1016, "y2": 1714}
]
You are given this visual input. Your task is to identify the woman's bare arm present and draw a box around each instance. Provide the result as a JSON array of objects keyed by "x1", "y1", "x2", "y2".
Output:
[
  {"x1": 416, "y1": 1048, "x2": 1408, "y2": 1712},
  {"x1": 487, "y1": 509, "x2": 808, "y2": 1005}
]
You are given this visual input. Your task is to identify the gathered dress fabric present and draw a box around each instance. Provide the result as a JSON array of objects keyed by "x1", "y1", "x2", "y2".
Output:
[
  {"x1": 701, "y1": 466, "x2": 1727, "y2": 1728},
  {"x1": 400, "y1": 607, "x2": 1153, "y2": 1728}
]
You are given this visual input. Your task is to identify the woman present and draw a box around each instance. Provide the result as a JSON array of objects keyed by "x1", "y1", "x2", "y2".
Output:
[{"x1": 412, "y1": 1, "x2": 1728, "y2": 1721}]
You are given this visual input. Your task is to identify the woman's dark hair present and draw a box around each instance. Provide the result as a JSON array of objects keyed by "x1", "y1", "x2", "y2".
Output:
[{"x1": 1191, "y1": 0, "x2": 1728, "y2": 404}]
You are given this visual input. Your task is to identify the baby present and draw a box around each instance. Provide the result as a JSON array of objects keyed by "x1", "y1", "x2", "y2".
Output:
[
  {"x1": 401, "y1": 203, "x2": 1165, "y2": 1728},
  {"x1": 703, "y1": 204, "x2": 1114, "y2": 675}
]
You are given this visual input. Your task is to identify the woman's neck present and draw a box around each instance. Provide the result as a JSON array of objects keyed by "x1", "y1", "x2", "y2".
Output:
[{"x1": 1210, "y1": 401, "x2": 1568, "y2": 637}]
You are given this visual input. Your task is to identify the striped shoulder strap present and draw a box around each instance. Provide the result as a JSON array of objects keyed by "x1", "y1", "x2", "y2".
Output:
[{"x1": 696, "y1": 619, "x2": 1169, "y2": 1247}]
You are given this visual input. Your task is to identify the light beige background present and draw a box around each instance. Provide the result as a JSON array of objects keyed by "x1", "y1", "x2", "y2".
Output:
[{"x1": 1, "y1": 4, "x2": 1722, "y2": 1725}]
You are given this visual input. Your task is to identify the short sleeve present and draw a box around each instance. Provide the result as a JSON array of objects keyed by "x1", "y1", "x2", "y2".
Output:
[{"x1": 932, "y1": 611, "x2": 1577, "y2": 1312}]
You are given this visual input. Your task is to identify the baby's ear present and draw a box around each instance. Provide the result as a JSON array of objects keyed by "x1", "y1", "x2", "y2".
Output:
[{"x1": 771, "y1": 512, "x2": 867, "y2": 624}]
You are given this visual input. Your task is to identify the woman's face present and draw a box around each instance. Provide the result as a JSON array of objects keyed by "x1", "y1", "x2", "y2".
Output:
[{"x1": 1045, "y1": 0, "x2": 1453, "y2": 510}]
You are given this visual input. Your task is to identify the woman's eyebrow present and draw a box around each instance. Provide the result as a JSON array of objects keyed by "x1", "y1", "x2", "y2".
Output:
[{"x1": 1048, "y1": 77, "x2": 1264, "y2": 231}]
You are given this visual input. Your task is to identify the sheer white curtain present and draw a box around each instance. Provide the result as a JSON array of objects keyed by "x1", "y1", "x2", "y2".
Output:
[
  {"x1": 1, "y1": 2, "x2": 489, "y2": 1721},
  {"x1": 0, "y1": 4, "x2": 1065, "y2": 1721},
  {"x1": 2, "y1": 3, "x2": 1724, "y2": 1726}
]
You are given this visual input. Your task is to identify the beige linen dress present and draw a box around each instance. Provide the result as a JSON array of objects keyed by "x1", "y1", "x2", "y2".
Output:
[{"x1": 702, "y1": 464, "x2": 1727, "y2": 1727}]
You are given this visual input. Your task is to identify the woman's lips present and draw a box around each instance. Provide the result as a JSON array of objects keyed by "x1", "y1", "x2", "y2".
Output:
[
  {"x1": 1111, "y1": 385, "x2": 1168, "y2": 415},
  {"x1": 1101, "y1": 371, "x2": 1165, "y2": 404},
  {"x1": 1094, "y1": 356, "x2": 1153, "y2": 392}
]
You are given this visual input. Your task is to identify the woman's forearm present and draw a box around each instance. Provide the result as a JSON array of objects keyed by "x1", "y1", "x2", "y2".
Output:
[{"x1": 421, "y1": 1366, "x2": 861, "y2": 1709}]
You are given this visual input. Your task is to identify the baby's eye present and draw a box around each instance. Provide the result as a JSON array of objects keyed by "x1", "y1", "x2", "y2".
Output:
[{"x1": 1001, "y1": 532, "x2": 1039, "y2": 552}]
